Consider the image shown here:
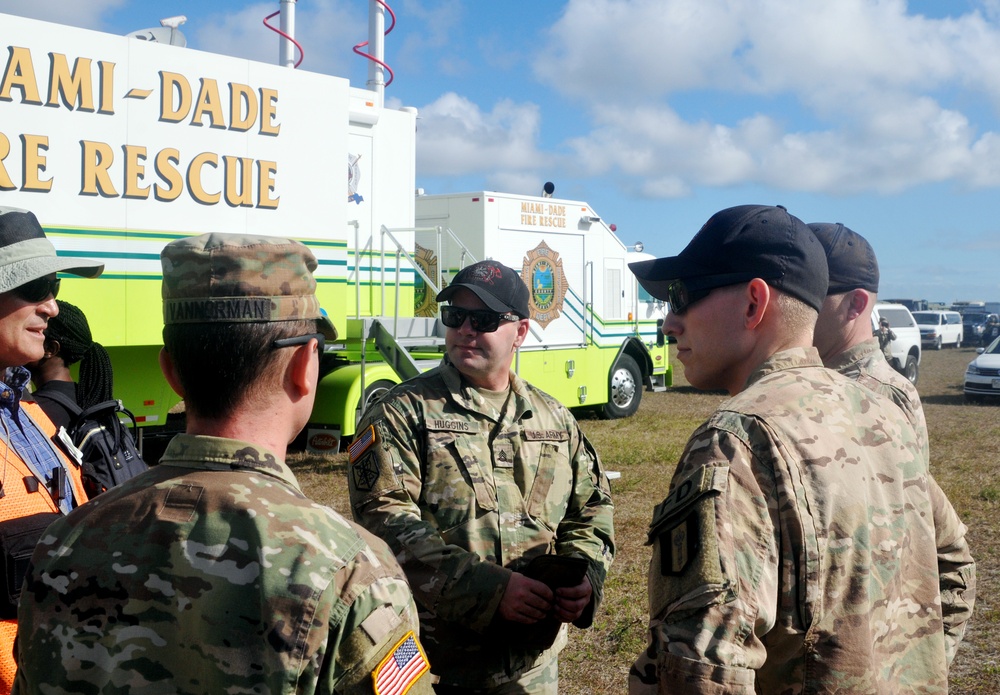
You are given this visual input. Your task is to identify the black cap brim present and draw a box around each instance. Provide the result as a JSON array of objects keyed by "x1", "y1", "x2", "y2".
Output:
[{"x1": 628, "y1": 255, "x2": 716, "y2": 302}]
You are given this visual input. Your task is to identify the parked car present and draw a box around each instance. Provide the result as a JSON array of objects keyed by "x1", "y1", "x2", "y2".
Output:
[
  {"x1": 912, "y1": 310, "x2": 963, "y2": 349},
  {"x1": 871, "y1": 302, "x2": 922, "y2": 385},
  {"x1": 964, "y1": 336, "x2": 1000, "y2": 402}
]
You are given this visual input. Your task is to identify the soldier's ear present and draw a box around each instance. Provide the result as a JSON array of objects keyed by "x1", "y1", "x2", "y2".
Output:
[
  {"x1": 743, "y1": 278, "x2": 770, "y2": 330},
  {"x1": 512, "y1": 318, "x2": 530, "y2": 349},
  {"x1": 846, "y1": 289, "x2": 870, "y2": 321},
  {"x1": 159, "y1": 348, "x2": 185, "y2": 398},
  {"x1": 286, "y1": 337, "x2": 319, "y2": 399}
]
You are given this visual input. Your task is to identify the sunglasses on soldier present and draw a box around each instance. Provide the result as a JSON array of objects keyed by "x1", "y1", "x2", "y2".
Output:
[
  {"x1": 665, "y1": 272, "x2": 777, "y2": 315},
  {"x1": 441, "y1": 305, "x2": 520, "y2": 333},
  {"x1": 12, "y1": 275, "x2": 60, "y2": 303},
  {"x1": 272, "y1": 332, "x2": 325, "y2": 352}
]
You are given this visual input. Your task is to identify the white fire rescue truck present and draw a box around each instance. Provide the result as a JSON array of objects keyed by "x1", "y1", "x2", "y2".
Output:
[{"x1": 0, "y1": 4, "x2": 670, "y2": 452}]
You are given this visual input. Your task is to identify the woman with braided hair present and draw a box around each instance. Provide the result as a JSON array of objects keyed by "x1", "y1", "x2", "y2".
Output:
[{"x1": 27, "y1": 300, "x2": 115, "y2": 430}]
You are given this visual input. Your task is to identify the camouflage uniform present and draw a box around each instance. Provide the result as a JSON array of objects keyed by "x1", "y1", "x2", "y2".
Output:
[
  {"x1": 13, "y1": 434, "x2": 431, "y2": 695},
  {"x1": 348, "y1": 359, "x2": 615, "y2": 690},
  {"x1": 827, "y1": 337, "x2": 927, "y2": 454},
  {"x1": 825, "y1": 337, "x2": 976, "y2": 664},
  {"x1": 630, "y1": 347, "x2": 975, "y2": 694}
]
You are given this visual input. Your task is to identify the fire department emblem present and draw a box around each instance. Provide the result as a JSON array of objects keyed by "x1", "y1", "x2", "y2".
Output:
[
  {"x1": 414, "y1": 244, "x2": 441, "y2": 317},
  {"x1": 347, "y1": 153, "x2": 363, "y2": 204},
  {"x1": 521, "y1": 241, "x2": 568, "y2": 328}
]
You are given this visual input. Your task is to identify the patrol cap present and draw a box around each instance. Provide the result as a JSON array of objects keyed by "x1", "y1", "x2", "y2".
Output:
[
  {"x1": 160, "y1": 233, "x2": 337, "y2": 340},
  {"x1": 807, "y1": 222, "x2": 879, "y2": 294},
  {"x1": 0, "y1": 207, "x2": 104, "y2": 294},
  {"x1": 629, "y1": 204, "x2": 829, "y2": 312},
  {"x1": 436, "y1": 260, "x2": 530, "y2": 318}
]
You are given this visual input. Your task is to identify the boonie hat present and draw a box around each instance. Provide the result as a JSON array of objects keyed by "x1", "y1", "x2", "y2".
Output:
[
  {"x1": 629, "y1": 205, "x2": 829, "y2": 311},
  {"x1": 0, "y1": 207, "x2": 104, "y2": 294},
  {"x1": 160, "y1": 233, "x2": 337, "y2": 340},
  {"x1": 808, "y1": 222, "x2": 879, "y2": 294},
  {"x1": 436, "y1": 260, "x2": 530, "y2": 318}
]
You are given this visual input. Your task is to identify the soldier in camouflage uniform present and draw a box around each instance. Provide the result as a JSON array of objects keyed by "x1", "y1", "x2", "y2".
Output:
[
  {"x1": 809, "y1": 221, "x2": 975, "y2": 665},
  {"x1": 628, "y1": 205, "x2": 972, "y2": 694},
  {"x1": 13, "y1": 234, "x2": 432, "y2": 694},
  {"x1": 348, "y1": 260, "x2": 615, "y2": 694}
]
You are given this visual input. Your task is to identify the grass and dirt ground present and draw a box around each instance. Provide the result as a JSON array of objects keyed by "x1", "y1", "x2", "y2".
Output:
[{"x1": 289, "y1": 345, "x2": 999, "y2": 693}]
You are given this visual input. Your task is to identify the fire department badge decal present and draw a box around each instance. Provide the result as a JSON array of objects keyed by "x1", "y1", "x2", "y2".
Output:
[
  {"x1": 414, "y1": 244, "x2": 441, "y2": 317},
  {"x1": 522, "y1": 241, "x2": 568, "y2": 328}
]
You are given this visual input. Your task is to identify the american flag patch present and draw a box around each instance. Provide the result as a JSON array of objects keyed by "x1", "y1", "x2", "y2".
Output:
[
  {"x1": 372, "y1": 632, "x2": 429, "y2": 695},
  {"x1": 349, "y1": 424, "x2": 376, "y2": 463}
]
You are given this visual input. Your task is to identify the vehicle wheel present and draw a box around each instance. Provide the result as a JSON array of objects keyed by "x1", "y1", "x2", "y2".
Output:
[
  {"x1": 360, "y1": 379, "x2": 395, "y2": 418},
  {"x1": 956, "y1": 336, "x2": 962, "y2": 348},
  {"x1": 902, "y1": 355, "x2": 919, "y2": 385},
  {"x1": 602, "y1": 354, "x2": 642, "y2": 419},
  {"x1": 934, "y1": 336, "x2": 942, "y2": 350}
]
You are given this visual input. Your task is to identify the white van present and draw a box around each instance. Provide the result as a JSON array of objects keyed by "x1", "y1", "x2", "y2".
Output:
[{"x1": 912, "y1": 310, "x2": 964, "y2": 349}]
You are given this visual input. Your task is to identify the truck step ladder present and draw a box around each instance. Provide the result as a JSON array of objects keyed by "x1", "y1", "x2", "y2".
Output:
[{"x1": 347, "y1": 317, "x2": 445, "y2": 382}]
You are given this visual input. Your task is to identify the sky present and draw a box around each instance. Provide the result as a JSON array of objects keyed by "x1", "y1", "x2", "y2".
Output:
[{"x1": 3, "y1": 0, "x2": 1000, "y2": 305}]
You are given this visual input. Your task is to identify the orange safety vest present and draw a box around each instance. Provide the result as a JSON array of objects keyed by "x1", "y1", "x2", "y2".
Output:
[{"x1": 0, "y1": 401, "x2": 88, "y2": 694}]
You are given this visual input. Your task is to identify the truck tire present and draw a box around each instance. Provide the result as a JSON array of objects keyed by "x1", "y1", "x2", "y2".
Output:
[
  {"x1": 902, "y1": 355, "x2": 919, "y2": 385},
  {"x1": 602, "y1": 354, "x2": 642, "y2": 419},
  {"x1": 360, "y1": 379, "x2": 395, "y2": 418},
  {"x1": 934, "y1": 336, "x2": 942, "y2": 350}
]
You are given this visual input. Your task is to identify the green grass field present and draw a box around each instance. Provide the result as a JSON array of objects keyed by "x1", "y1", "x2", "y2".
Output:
[{"x1": 290, "y1": 345, "x2": 999, "y2": 693}]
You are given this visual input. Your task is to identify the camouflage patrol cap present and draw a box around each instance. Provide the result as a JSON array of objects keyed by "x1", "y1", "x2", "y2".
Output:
[{"x1": 161, "y1": 233, "x2": 337, "y2": 339}]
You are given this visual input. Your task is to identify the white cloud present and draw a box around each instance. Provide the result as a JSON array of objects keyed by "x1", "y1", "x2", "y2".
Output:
[
  {"x1": 416, "y1": 93, "x2": 546, "y2": 177},
  {"x1": 527, "y1": 0, "x2": 1000, "y2": 198},
  {"x1": 0, "y1": 0, "x2": 127, "y2": 30}
]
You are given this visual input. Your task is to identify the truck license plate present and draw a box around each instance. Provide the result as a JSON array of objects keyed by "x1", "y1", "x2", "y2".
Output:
[{"x1": 993, "y1": 378, "x2": 1000, "y2": 389}]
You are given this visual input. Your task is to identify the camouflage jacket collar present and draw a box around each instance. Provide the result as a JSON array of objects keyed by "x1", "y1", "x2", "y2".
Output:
[
  {"x1": 742, "y1": 346, "x2": 823, "y2": 391},
  {"x1": 439, "y1": 357, "x2": 533, "y2": 424},
  {"x1": 823, "y1": 337, "x2": 881, "y2": 373},
  {"x1": 159, "y1": 433, "x2": 300, "y2": 488}
]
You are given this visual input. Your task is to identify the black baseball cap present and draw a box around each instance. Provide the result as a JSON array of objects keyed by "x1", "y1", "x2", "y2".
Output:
[
  {"x1": 807, "y1": 222, "x2": 879, "y2": 294},
  {"x1": 436, "y1": 260, "x2": 530, "y2": 318},
  {"x1": 629, "y1": 205, "x2": 829, "y2": 311}
]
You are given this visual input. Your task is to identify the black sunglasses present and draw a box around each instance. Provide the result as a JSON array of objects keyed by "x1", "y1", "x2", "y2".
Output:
[
  {"x1": 272, "y1": 332, "x2": 325, "y2": 352},
  {"x1": 441, "y1": 305, "x2": 520, "y2": 333},
  {"x1": 665, "y1": 273, "x2": 771, "y2": 315},
  {"x1": 12, "y1": 275, "x2": 60, "y2": 303}
]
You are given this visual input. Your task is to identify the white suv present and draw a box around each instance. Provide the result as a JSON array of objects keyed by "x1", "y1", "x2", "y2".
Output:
[{"x1": 871, "y1": 302, "x2": 922, "y2": 385}]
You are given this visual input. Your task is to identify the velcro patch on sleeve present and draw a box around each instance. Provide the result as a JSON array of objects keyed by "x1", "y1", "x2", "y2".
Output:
[
  {"x1": 660, "y1": 511, "x2": 700, "y2": 576},
  {"x1": 647, "y1": 465, "x2": 728, "y2": 545},
  {"x1": 372, "y1": 631, "x2": 429, "y2": 695},
  {"x1": 646, "y1": 465, "x2": 733, "y2": 619},
  {"x1": 349, "y1": 424, "x2": 378, "y2": 464}
]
